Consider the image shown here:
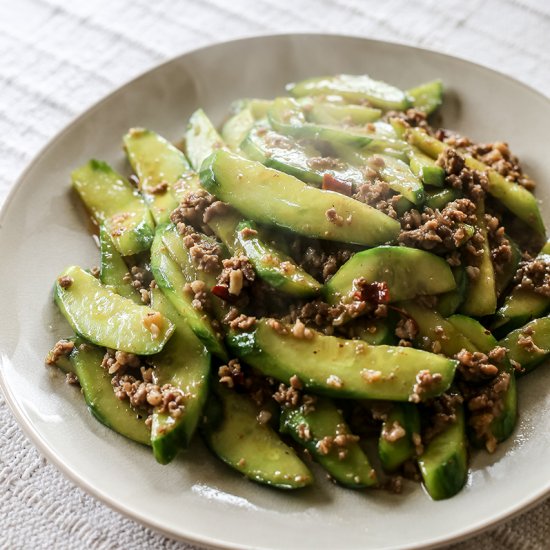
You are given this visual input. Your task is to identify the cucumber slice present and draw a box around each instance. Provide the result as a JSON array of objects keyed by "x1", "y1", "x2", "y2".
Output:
[
  {"x1": 172, "y1": 171, "x2": 202, "y2": 203},
  {"x1": 149, "y1": 287, "x2": 210, "y2": 464},
  {"x1": 460, "y1": 204, "x2": 497, "y2": 317},
  {"x1": 123, "y1": 128, "x2": 187, "y2": 224},
  {"x1": 221, "y1": 108, "x2": 256, "y2": 151},
  {"x1": 447, "y1": 315, "x2": 495, "y2": 353},
  {"x1": 307, "y1": 102, "x2": 382, "y2": 125},
  {"x1": 288, "y1": 74, "x2": 411, "y2": 111},
  {"x1": 69, "y1": 339, "x2": 151, "y2": 446},
  {"x1": 280, "y1": 397, "x2": 377, "y2": 488},
  {"x1": 352, "y1": 317, "x2": 397, "y2": 346},
  {"x1": 398, "y1": 300, "x2": 475, "y2": 357},
  {"x1": 72, "y1": 160, "x2": 155, "y2": 256},
  {"x1": 408, "y1": 148, "x2": 445, "y2": 187},
  {"x1": 269, "y1": 97, "x2": 374, "y2": 148},
  {"x1": 424, "y1": 187, "x2": 462, "y2": 210},
  {"x1": 499, "y1": 317, "x2": 550, "y2": 374},
  {"x1": 406, "y1": 79, "x2": 443, "y2": 115},
  {"x1": 235, "y1": 220, "x2": 322, "y2": 297},
  {"x1": 185, "y1": 108, "x2": 225, "y2": 171},
  {"x1": 200, "y1": 150, "x2": 401, "y2": 246},
  {"x1": 379, "y1": 403, "x2": 421, "y2": 472},
  {"x1": 98, "y1": 225, "x2": 141, "y2": 304},
  {"x1": 201, "y1": 381, "x2": 312, "y2": 489},
  {"x1": 436, "y1": 266, "x2": 468, "y2": 317},
  {"x1": 324, "y1": 246, "x2": 456, "y2": 305},
  {"x1": 150, "y1": 228, "x2": 227, "y2": 360},
  {"x1": 54, "y1": 265, "x2": 174, "y2": 355},
  {"x1": 418, "y1": 402, "x2": 468, "y2": 500},
  {"x1": 227, "y1": 319, "x2": 457, "y2": 402}
]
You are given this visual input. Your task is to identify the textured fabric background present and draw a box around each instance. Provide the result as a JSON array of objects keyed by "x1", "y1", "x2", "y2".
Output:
[{"x1": 1, "y1": 1, "x2": 550, "y2": 548}]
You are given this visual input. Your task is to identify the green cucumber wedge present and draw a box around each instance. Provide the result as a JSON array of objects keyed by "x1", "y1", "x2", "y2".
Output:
[
  {"x1": 307, "y1": 102, "x2": 382, "y2": 125},
  {"x1": 221, "y1": 107, "x2": 256, "y2": 151},
  {"x1": 149, "y1": 287, "x2": 210, "y2": 464},
  {"x1": 288, "y1": 74, "x2": 411, "y2": 111},
  {"x1": 406, "y1": 79, "x2": 443, "y2": 115},
  {"x1": 99, "y1": 225, "x2": 141, "y2": 304},
  {"x1": 200, "y1": 150, "x2": 400, "y2": 246},
  {"x1": 202, "y1": 381, "x2": 312, "y2": 489},
  {"x1": 123, "y1": 128, "x2": 188, "y2": 224},
  {"x1": 499, "y1": 317, "x2": 550, "y2": 374},
  {"x1": 72, "y1": 160, "x2": 155, "y2": 256},
  {"x1": 54, "y1": 265, "x2": 174, "y2": 355},
  {"x1": 280, "y1": 397, "x2": 377, "y2": 488},
  {"x1": 269, "y1": 97, "x2": 374, "y2": 148},
  {"x1": 408, "y1": 148, "x2": 445, "y2": 187},
  {"x1": 418, "y1": 401, "x2": 468, "y2": 500},
  {"x1": 379, "y1": 403, "x2": 421, "y2": 472},
  {"x1": 185, "y1": 108, "x2": 225, "y2": 171},
  {"x1": 69, "y1": 339, "x2": 151, "y2": 445},
  {"x1": 150, "y1": 229, "x2": 227, "y2": 360},
  {"x1": 325, "y1": 246, "x2": 456, "y2": 305},
  {"x1": 424, "y1": 187, "x2": 462, "y2": 210},
  {"x1": 227, "y1": 319, "x2": 457, "y2": 401}
]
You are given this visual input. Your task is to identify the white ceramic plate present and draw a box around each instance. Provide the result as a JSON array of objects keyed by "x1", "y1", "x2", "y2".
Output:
[{"x1": 2, "y1": 34, "x2": 550, "y2": 550}]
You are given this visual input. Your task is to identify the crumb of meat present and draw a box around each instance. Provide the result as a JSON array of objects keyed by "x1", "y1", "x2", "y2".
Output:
[
  {"x1": 353, "y1": 178, "x2": 397, "y2": 219},
  {"x1": 296, "y1": 243, "x2": 354, "y2": 283},
  {"x1": 273, "y1": 379, "x2": 316, "y2": 413},
  {"x1": 239, "y1": 226, "x2": 258, "y2": 238},
  {"x1": 183, "y1": 279, "x2": 208, "y2": 311},
  {"x1": 409, "y1": 370, "x2": 443, "y2": 403},
  {"x1": 462, "y1": 372, "x2": 511, "y2": 453},
  {"x1": 203, "y1": 200, "x2": 232, "y2": 223},
  {"x1": 412, "y1": 432, "x2": 424, "y2": 457},
  {"x1": 514, "y1": 255, "x2": 550, "y2": 297},
  {"x1": 149, "y1": 181, "x2": 168, "y2": 195},
  {"x1": 455, "y1": 348, "x2": 502, "y2": 382},
  {"x1": 326, "y1": 374, "x2": 343, "y2": 389},
  {"x1": 112, "y1": 369, "x2": 188, "y2": 420},
  {"x1": 101, "y1": 349, "x2": 141, "y2": 375},
  {"x1": 45, "y1": 339, "x2": 75, "y2": 365},
  {"x1": 90, "y1": 266, "x2": 100, "y2": 278},
  {"x1": 382, "y1": 420, "x2": 406, "y2": 443},
  {"x1": 462, "y1": 229, "x2": 486, "y2": 279},
  {"x1": 423, "y1": 392, "x2": 464, "y2": 443},
  {"x1": 216, "y1": 256, "x2": 255, "y2": 296},
  {"x1": 256, "y1": 410, "x2": 272, "y2": 425},
  {"x1": 361, "y1": 369, "x2": 383, "y2": 383},
  {"x1": 170, "y1": 189, "x2": 216, "y2": 229},
  {"x1": 290, "y1": 318, "x2": 314, "y2": 340},
  {"x1": 485, "y1": 214, "x2": 512, "y2": 275},
  {"x1": 125, "y1": 265, "x2": 153, "y2": 293},
  {"x1": 398, "y1": 198, "x2": 477, "y2": 252},
  {"x1": 325, "y1": 207, "x2": 345, "y2": 226},
  {"x1": 436, "y1": 148, "x2": 488, "y2": 203},
  {"x1": 143, "y1": 311, "x2": 163, "y2": 338},
  {"x1": 222, "y1": 307, "x2": 257, "y2": 330},
  {"x1": 385, "y1": 108, "x2": 428, "y2": 129},
  {"x1": 465, "y1": 141, "x2": 535, "y2": 191},
  {"x1": 218, "y1": 359, "x2": 245, "y2": 389},
  {"x1": 307, "y1": 156, "x2": 346, "y2": 171},
  {"x1": 297, "y1": 422, "x2": 312, "y2": 441},
  {"x1": 179, "y1": 228, "x2": 223, "y2": 274},
  {"x1": 395, "y1": 317, "x2": 418, "y2": 342},
  {"x1": 316, "y1": 424, "x2": 359, "y2": 459},
  {"x1": 65, "y1": 372, "x2": 79, "y2": 385},
  {"x1": 58, "y1": 275, "x2": 73, "y2": 289},
  {"x1": 517, "y1": 326, "x2": 545, "y2": 354}
]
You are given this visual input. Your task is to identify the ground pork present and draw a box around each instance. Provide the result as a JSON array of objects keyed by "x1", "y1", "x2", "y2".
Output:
[
  {"x1": 317, "y1": 424, "x2": 360, "y2": 460},
  {"x1": 177, "y1": 226, "x2": 223, "y2": 274},
  {"x1": 170, "y1": 189, "x2": 216, "y2": 230},
  {"x1": 101, "y1": 349, "x2": 142, "y2": 375},
  {"x1": 398, "y1": 198, "x2": 477, "y2": 252},
  {"x1": 296, "y1": 243, "x2": 355, "y2": 283},
  {"x1": 409, "y1": 370, "x2": 444, "y2": 404},
  {"x1": 45, "y1": 339, "x2": 75, "y2": 365},
  {"x1": 422, "y1": 392, "x2": 464, "y2": 443},
  {"x1": 216, "y1": 256, "x2": 255, "y2": 297},
  {"x1": 272, "y1": 377, "x2": 316, "y2": 413},
  {"x1": 352, "y1": 178, "x2": 398, "y2": 219},
  {"x1": 455, "y1": 347, "x2": 504, "y2": 382},
  {"x1": 485, "y1": 213, "x2": 513, "y2": 275},
  {"x1": 384, "y1": 108, "x2": 429, "y2": 129},
  {"x1": 222, "y1": 307, "x2": 257, "y2": 330},
  {"x1": 514, "y1": 255, "x2": 550, "y2": 297}
]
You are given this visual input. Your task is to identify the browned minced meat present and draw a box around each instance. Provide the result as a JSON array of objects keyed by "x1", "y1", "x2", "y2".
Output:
[
  {"x1": 58, "y1": 275, "x2": 73, "y2": 288},
  {"x1": 90, "y1": 266, "x2": 100, "y2": 278},
  {"x1": 123, "y1": 265, "x2": 153, "y2": 304},
  {"x1": 353, "y1": 179, "x2": 398, "y2": 220},
  {"x1": 398, "y1": 198, "x2": 477, "y2": 252},
  {"x1": 218, "y1": 358, "x2": 246, "y2": 389},
  {"x1": 178, "y1": 226, "x2": 223, "y2": 274},
  {"x1": 203, "y1": 200, "x2": 232, "y2": 224},
  {"x1": 149, "y1": 181, "x2": 168, "y2": 195},
  {"x1": 223, "y1": 307, "x2": 256, "y2": 330},
  {"x1": 514, "y1": 255, "x2": 550, "y2": 297},
  {"x1": 112, "y1": 367, "x2": 187, "y2": 420},
  {"x1": 66, "y1": 372, "x2": 79, "y2": 385},
  {"x1": 436, "y1": 148, "x2": 488, "y2": 203},
  {"x1": 101, "y1": 349, "x2": 141, "y2": 375},
  {"x1": 183, "y1": 280, "x2": 209, "y2": 312},
  {"x1": 465, "y1": 141, "x2": 535, "y2": 191},
  {"x1": 409, "y1": 370, "x2": 443, "y2": 404},
  {"x1": 170, "y1": 189, "x2": 216, "y2": 230},
  {"x1": 273, "y1": 376, "x2": 317, "y2": 413},
  {"x1": 517, "y1": 326, "x2": 544, "y2": 354},
  {"x1": 423, "y1": 392, "x2": 464, "y2": 443},
  {"x1": 455, "y1": 347, "x2": 505, "y2": 383},
  {"x1": 384, "y1": 108, "x2": 428, "y2": 129},
  {"x1": 462, "y1": 372, "x2": 511, "y2": 453},
  {"x1": 381, "y1": 420, "x2": 406, "y2": 443},
  {"x1": 216, "y1": 256, "x2": 255, "y2": 297},
  {"x1": 460, "y1": 228, "x2": 486, "y2": 280},
  {"x1": 395, "y1": 317, "x2": 418, "y2": 341},
  {"x1": 317, "y1": 424, "x2": 360, "y2": 460},
  {"x1": 45, "y1": 339, "x2": 75, "y2": 366},
  {"x1": 307, "y1": 156, "x2": 347, "y2": 171},
  {"x1": 485, "y1": 214, "x2": 512, "y2": 275}
]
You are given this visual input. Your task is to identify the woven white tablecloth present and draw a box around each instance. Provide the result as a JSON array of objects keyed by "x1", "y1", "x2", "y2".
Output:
[{"x1": 2, "y1": 1, "x2": 550, "y2": 548}]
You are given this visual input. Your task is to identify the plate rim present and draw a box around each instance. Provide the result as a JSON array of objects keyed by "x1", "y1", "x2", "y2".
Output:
[{"x1": 1, "y1": 31, "x2": 550, "y2": 550}]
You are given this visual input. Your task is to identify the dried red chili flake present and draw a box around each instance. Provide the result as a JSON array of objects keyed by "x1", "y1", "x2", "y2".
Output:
[
  {"x1": 322, "y1": 173, "x2": 352, "y2": 196},
  {"x1": 211, "y1": 284, "x2": 236, "y2": 302},
  {"x1": 354, "y1": 281, "x2": 391, "y2": 304}
]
